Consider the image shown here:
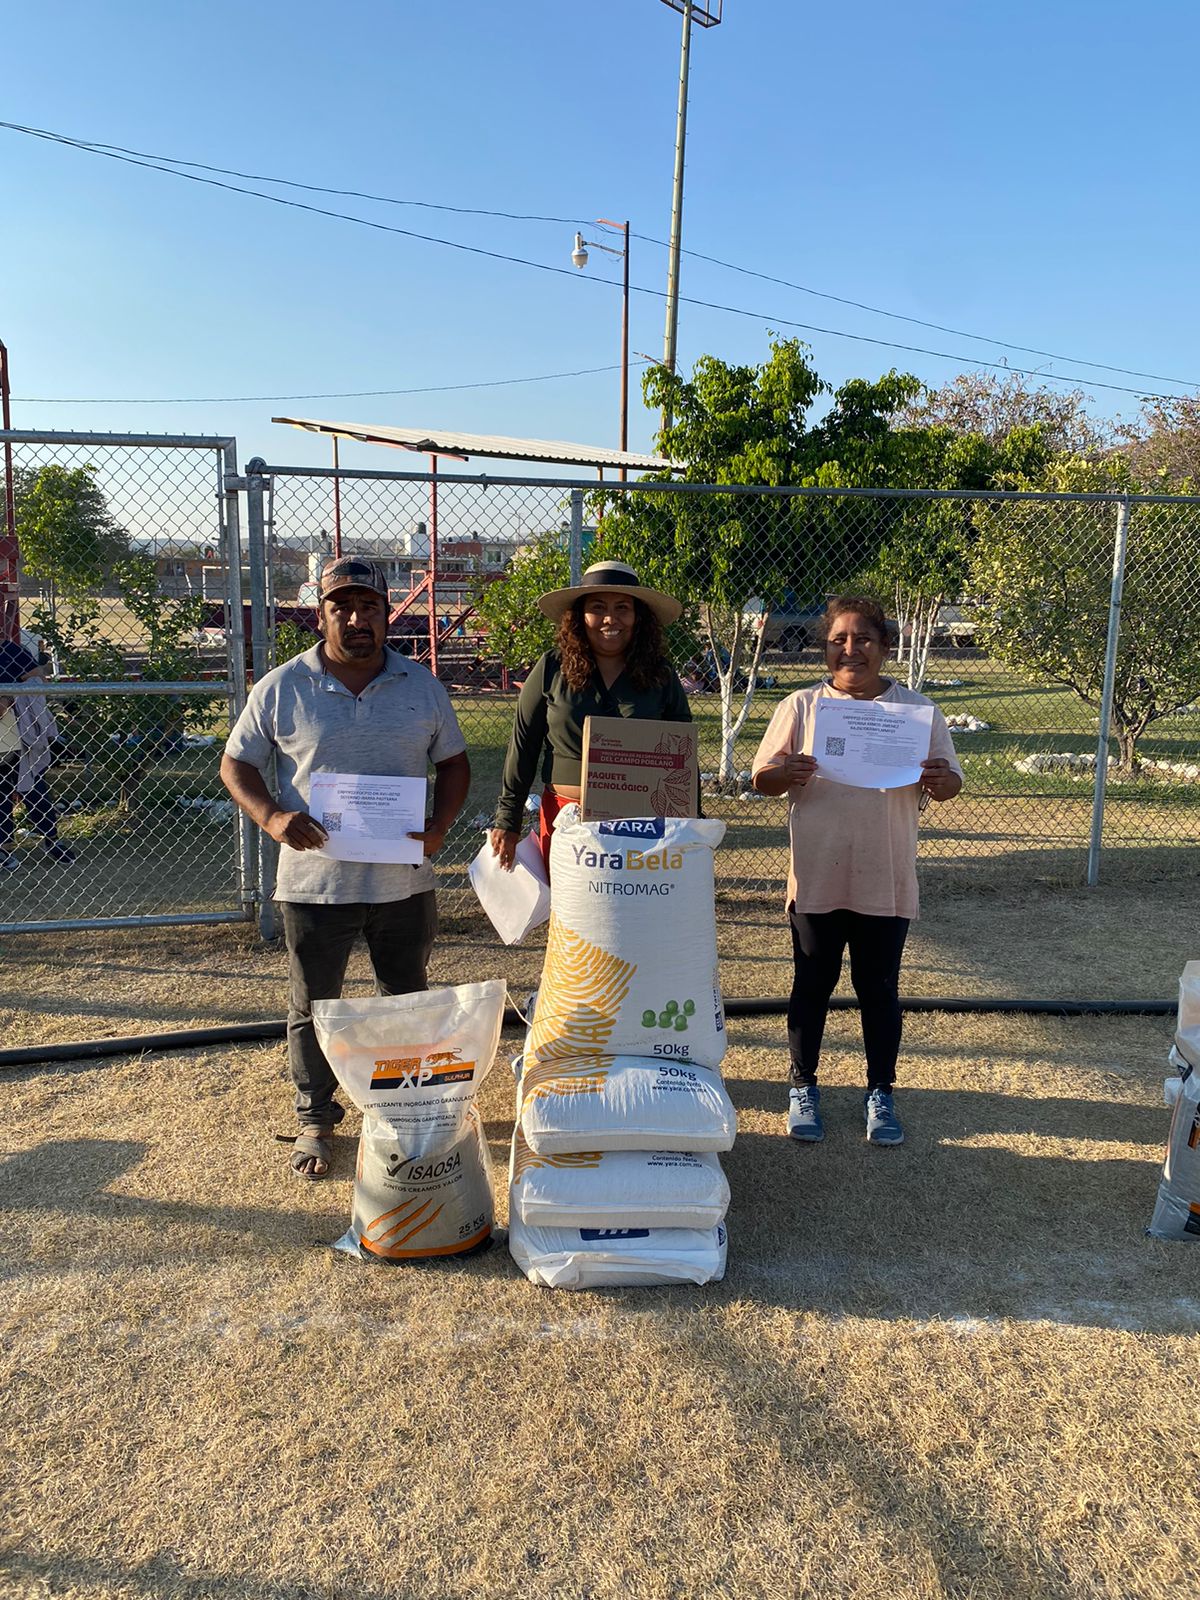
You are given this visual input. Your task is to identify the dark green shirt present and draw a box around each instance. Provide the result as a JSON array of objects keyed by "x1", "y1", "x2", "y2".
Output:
[{"x1": 493, "y1": 650, "x2": 692, "y2": 832}]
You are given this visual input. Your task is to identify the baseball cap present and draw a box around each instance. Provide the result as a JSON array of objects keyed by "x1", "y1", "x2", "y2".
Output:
[{"x1": 318, "y1": 555, "x2": 389, "y2": 601}]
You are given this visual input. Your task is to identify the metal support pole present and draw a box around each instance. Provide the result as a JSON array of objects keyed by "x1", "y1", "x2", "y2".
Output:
[
  {"x1": 332, "y1": 436, "x2": 343, "y2": 558},
  {"x1": 1087, "y1": 498, "x2": 1131, "y2": 887},
  {"x1": 245, "y1": 457, "x2": 277, "y2": 937},
  {"x1": 428, "y1": 455, "x2": 439, "y2": 676},
  {"x1": 569, "y1": 490, "x2": 584, "y2": 585},
  {"x1": 221, "y1": 442, "x2": 256, "y2": 921},
  {"x1": 662, "y1": 0, "x2": 693, "y2": 429},
  {"x1": 0, "y1": 340, "x2": 19, "y2": 642},
  {"x1": 620, "y1": 219, "x2": 630, "y2": 481}
]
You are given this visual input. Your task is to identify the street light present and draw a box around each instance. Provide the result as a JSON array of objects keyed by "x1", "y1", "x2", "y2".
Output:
[{"x1": 571, "y1": 218, "x2": 630, "y2": 479}]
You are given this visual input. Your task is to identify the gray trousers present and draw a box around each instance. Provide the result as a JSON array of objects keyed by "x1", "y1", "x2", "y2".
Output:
[{"x1": 281, "y1": 893, "x2": 438, "y2": 1128}]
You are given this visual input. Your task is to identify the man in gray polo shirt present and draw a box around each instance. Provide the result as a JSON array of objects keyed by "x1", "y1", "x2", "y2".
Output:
[{"x1": 221, "y1": 554, "x2": 471, "y2": 1178}]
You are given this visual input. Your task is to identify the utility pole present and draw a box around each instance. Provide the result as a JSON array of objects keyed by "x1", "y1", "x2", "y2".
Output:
[{"x1": 659, "y1": 1, "x2": 722, "y2": 432}]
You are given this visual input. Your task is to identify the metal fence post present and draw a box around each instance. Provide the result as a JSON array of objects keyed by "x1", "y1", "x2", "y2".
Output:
[
  {"x1": 222, "y1": 441, "x2": 257, "y2": 921},
  {"x1": 1087, "y1": 497, "x2": 1131, "y2": 887},
  {"x1": 245, "y1": 458, "x2": 278, "y2": 938},
  {"x1": 569, "y1": 489, "x2": 584, "y2": 584}
]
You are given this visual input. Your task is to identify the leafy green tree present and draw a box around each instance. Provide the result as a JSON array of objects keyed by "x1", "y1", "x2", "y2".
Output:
[
  {"x1": 597, "y1": 343, "x2": 942, "y2": 786},
  {"x1": 970, "y1": 456, "x2": 1199, "y2": 769},
  {"x1": 472, "y1": 528, "x2": 568, "y2": 669},
  {"x1": 14, "y1": 464, "x2": 130, "y2": 600},
  {"x1": 864, "y1": 423, "x2": 1053, "y2": 689},
  {"x1": 897, "y1": 371, "x2": 1107, "y2": 456},
  {"x1": 31, "y1": 555, "x2": 208, "y2": 814}
]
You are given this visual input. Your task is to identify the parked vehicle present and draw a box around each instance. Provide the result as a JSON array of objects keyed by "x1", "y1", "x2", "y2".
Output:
[
  {"x1": 930, "y1": 604, "x2": 978, "y2": 649},
  {"x1": 741, "y1": 598, "x2": 826, "y2": 652}
]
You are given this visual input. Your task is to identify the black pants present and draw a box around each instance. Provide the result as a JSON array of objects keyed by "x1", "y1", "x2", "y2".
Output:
[
  {"x1": 281, "y1": 893, "x2": 438, "y2": 1127},
  {"x1": 787, "y1": 908, "x2": 910, "y2": 1091},
  {"x1": 0, "y1": 759, "x2": 57, "y2": 851}
]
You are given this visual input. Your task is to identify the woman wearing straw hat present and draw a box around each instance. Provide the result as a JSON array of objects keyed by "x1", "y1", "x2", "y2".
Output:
[{"x1": 490, "y1": 560, "x2": 690, "y2": 873}]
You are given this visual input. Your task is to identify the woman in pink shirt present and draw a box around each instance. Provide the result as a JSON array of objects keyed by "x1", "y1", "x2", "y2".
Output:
[{"x1": 751, "y1": 596, "x2": 962, "y2": 1146}]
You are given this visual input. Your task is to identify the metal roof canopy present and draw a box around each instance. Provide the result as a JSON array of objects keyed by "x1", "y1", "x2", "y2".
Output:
[{"x1": 272, "y1": 416, "x2": 674, "y2": 473}]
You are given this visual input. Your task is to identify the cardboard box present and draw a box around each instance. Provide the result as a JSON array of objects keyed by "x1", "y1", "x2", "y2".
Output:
[{"x1": 580, "y1": 716, "x2": 699, "y2": 820}]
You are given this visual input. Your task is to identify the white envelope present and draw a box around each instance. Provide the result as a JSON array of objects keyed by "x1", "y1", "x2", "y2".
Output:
[{"x1": 468, "y1": 831, "x2": 550, "y2": 945}]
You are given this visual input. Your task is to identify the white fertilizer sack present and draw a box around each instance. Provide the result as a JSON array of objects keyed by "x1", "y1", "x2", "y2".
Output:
[
  {"x1": 508, "y1": 1211, "x2": 728, "y2": 1289},
  {"x1": 313, "y1": 980, "x2": 505, "y2": 1161},
  {"x1": 510, "y1": 1127, "x2": 729, "y2": 1230},
  {"x1": 312, "y1": 980, "x2": 505, "y2": 1261},
  {"x1": 336, "y1": 1108, "x2": 494, "y2": 1262},
  {"x1": 529, "y1": 810, "x2": 727, "y2": 1071},
  {"x1": 1148, "y1": 1054, "x2": 1200, "y2": 1242},
  {"x1": 519, "y1": 1054, "x2": 736, "y2": 1155}
]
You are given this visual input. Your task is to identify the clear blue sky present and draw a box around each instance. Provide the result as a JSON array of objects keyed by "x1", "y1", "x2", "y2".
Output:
[{"x1": 4, "y1": 0, "x2": 1199, "y2": 473}]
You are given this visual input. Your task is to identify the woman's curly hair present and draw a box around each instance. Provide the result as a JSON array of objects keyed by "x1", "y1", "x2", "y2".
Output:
[
  {"x1": 557, "y1": 597, "x2": 670, "y2": 691},
  {"x1": 818, "y1": 595, "x2": 896, "y2": 650}
]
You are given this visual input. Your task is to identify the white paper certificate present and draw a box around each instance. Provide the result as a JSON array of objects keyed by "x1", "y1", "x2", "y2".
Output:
[
  {"x1": 812, "y1": 699, "x2": 935, "y2": 790},
  {"x1": 308, "y1": 772, "x2": 427, "y2": 864}
]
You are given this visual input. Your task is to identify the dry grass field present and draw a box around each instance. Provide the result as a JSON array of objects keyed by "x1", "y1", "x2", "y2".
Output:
[{"x1": 2, "y1": 882, "x2": 1199, "y2": 1599}]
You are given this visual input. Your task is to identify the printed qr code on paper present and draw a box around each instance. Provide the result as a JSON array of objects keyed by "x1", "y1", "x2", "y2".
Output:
[
  {"x1": 322, "y1": 811, "x2": 343, "y2": 833},
  {"x1": 823, "y1": 736, "x2": 846, "y2": 757}
]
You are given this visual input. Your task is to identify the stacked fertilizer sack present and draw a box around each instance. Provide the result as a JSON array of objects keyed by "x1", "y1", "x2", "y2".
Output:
[
  {"x1": 313, "y1": 980, "x2": 506, "y2": 1262},
  {"x1": 1148, "y1": 960, "x2": 1200, "y2": 1241},
  {"x1": 508, "y1": 808, "x2": 736, "y2": 1288}
]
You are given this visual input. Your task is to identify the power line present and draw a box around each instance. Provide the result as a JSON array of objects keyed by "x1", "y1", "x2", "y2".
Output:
[
  {"x1": 1, "y1": 120, "x2": 1192, "y2": 403},
  {"x1": 12, "y1": 360, "x2": 648, "y2": 406},
  {"x1": 629, "y1": 231, "x2": 1199, "y2": 390},
  {"x1": 5, "y1": 119, "x2": 1190, "y2": 393}
]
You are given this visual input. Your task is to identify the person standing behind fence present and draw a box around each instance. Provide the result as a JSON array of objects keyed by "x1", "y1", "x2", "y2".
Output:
[
  {"x1": 751, "y1": 596, "x2": 962, "y2": 1147},
  {"x1": 0, "y1": 637, "x2": 75, "y2": 871},
  {"x1": 220, "y1": 555, "x2": 471, "y2": 1179},
  {"x1": 489, "y1": 561, "x2": 689, "y2": 873}
]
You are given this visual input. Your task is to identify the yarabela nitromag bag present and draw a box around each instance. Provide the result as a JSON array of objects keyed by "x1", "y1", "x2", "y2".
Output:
[
  {"x1": 509, "y1": 1126, "x2": 730, "y2": 1230},
  {"x1": 312, "y1": 980, "x2": 505, "y2": 1261},
  {"x1": 518, "y1": 1053, "x2": 736, "y2": 1154},
  {"x1": 507, "y1": 1212, "x2": 728, "y2": 1290},
  {"x1": 528, "y1": 809, "x2": 727, "y2": 1071}
]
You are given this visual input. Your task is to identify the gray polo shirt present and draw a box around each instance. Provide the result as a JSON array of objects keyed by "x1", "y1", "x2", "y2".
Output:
[{"x1": 225, "y1": 644, "x2": 467, "y2": 905}]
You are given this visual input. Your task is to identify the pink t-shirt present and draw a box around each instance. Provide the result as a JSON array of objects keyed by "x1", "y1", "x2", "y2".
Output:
[{"x1": 751, "y1": 679, "x2": 962, "y2": 920}]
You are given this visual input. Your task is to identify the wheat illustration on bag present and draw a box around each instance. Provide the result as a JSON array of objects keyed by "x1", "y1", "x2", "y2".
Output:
[
  {"x1": 528, "y1": 916, "x2": 636, "y2": 1062},
  {"x1": 511, "y1": 1128, "x2": 603, "y2": 1181}
]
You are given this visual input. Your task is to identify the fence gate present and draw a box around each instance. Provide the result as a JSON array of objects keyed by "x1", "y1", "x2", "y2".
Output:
[{"x1": 0, "y1": 430, "x2": 252, "y2": 932}]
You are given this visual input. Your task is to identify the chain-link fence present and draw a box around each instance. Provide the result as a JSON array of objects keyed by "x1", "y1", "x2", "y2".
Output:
[
  {"x1": 254, "y1": 462, "x2": 1200, "y2": 919},
  {"x1": 1, "y1": 431, "x2": 250, "y2": 930},
  {"x1": 5, "y1": 435, "x2": 1198, "y2": 938}
]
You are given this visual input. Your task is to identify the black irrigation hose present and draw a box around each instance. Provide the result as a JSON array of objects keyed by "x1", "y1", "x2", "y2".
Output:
[{"x1": 0, "y1": 997, "x2": 1177, "y2": 1069}]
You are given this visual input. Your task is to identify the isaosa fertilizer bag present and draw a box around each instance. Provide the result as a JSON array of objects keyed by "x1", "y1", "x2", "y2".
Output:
[
  {"x1": 509, "y1": 1126, "x2": 730, "y2": 1231},
  {"x1": 528, "y1": 809, "x2": 727, "y2": 1071},
  {"x1": 508, "y1": 1211, "x2": 728, "y2": 1290},
  {"x1": 518, "y1": 1053, "x2": 736, "y2": 1155},
  {"x1": 312, "y1": 980, "x2": 505, "y2": 1261}
]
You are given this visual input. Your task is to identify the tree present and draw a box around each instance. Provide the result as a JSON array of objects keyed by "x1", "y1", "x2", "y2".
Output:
[
  {"x1": 896, "y1": 370, "x2": 1108, "y2": 457},
  {"x1": 472, "y1": 528, "x2": 568, "y2": 670},
  {"x1": 1115, "y1": 395, "x2": 1200, "y2": 490},
  {"x1": 31, "y1": 555, "x2": 207, "y2": 814},
  {"x1": 597, "y1": 342, "x2": 934, "y2": 786},
  {"x1": 863, "y1": 423, "x2": 1054, "y2": 690},
  {"x1": 14, "y1": 463, "x2": 130, "y2": 599},
  {"x1": 969, "y1": 455, "x2": 1200, "y2": 769}
]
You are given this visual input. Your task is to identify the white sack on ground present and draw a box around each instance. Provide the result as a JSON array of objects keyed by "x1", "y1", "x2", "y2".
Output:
[
  {"x1": 509, "y1": 1127, "x2": 729, "y2": 1230},
  {"x1": 508, "y1": 1211, "x2": 728, "y2": 1289},
  {"x1": 313, "y1": 980, "x2": 505, "y2": 1160},
  {"x1": 337, "y1": 1108, "x2": 494, "y2": 1261},
  {"x1": 528, "y1": 810, "x2": 727, "y2": 1071},
  {"x1": 312, "y1": 980, "x2": 506, "y2": 1261},
  {"x1": 519, "y1": 1054, "x2": 736, "y2": 1154}
]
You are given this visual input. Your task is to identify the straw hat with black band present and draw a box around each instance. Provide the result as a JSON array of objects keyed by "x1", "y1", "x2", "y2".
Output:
[{"x1": 537, "y1": 561, "x2": 683, "y2": 627}]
